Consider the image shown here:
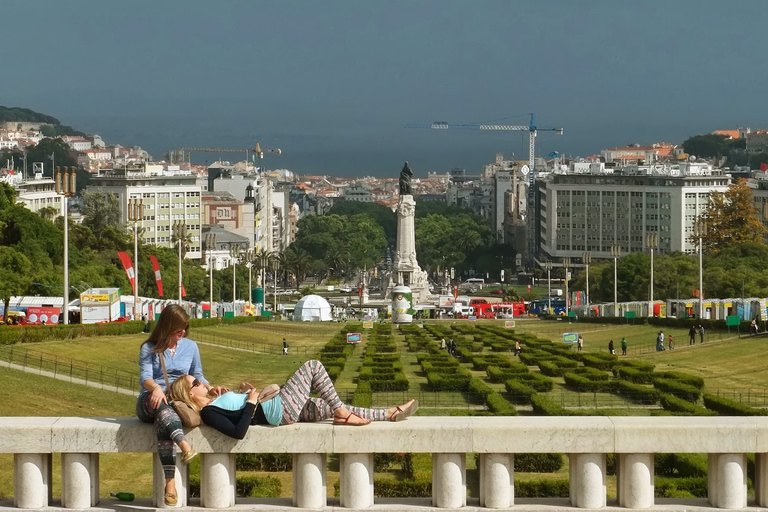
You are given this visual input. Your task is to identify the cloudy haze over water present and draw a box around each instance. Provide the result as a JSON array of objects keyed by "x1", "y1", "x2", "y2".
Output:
[{"x1": 4, "y1": 0, "x2": 767, "y2": 176}]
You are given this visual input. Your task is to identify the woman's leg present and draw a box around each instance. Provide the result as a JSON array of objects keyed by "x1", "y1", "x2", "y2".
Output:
[{"x1": 279, "y1": 359, "x2": 388, "y2": 424}]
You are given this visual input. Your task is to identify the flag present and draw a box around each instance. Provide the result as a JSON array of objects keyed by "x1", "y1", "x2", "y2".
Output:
[
  {"x1": 150, "y1": 255, "x2": 164, "y2": 297},
  {"x1": 182, "y1": 284, "x2": 187, "y2": 298},
  {"x1": 761, "y1": 163, "x2": 767, "y2": 172},
  {"x1": 117, "y1": 252, "x2": 136, "y2": 293}
]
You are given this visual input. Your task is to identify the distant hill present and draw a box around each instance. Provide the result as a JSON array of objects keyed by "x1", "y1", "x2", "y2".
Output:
[{"x1": 0, "y1": 105, "x2": 85, "y2": 137}]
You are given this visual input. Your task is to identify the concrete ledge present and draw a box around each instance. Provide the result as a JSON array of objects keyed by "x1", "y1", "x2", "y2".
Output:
[{"x1": 4, "y1": 416, "x2": 768, "y2": 454}]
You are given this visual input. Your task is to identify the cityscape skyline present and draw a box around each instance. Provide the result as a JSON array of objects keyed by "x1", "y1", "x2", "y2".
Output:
[{"x1": 3, "y1": 0, "x2": 767, "y2": 176}]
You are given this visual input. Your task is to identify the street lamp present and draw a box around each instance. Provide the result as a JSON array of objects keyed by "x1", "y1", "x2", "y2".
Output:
[
  {"x1": 55, "y1": 167, "x2": 76, "y2": 325},
  {"x1": 693, "y1": 218, "x2": 708, "y2": 320},
  {"x1": 646, "y1": 232, "x2": 658, "y2": 316},
  {"x1": 610, "y1": 243, "x2": 621, "y2": 317},
  {"x1": 562, "y1": 257, "x2": 571, "y2": 317},
  {"x1": 205, "y1": 233, "x2": 217, "y2": 317},
  {"x1": 542, "y1": 260, "x2": 553, "y2": 314},
  {"x1": 582, "y1": 252, "x2": 592, "y2": 309},
  {"x1": 246, "y1": 249, "x2": 254, "y2": 314},
  {"x1": 230, "y1": 245, "x2": 243, "y2": 316},
  {"x1": 172, "y1": 221, "x2": 187, "y2": 305},
  {"x1": 128, "y1": 198, "x2": 143, "y2": 319}
]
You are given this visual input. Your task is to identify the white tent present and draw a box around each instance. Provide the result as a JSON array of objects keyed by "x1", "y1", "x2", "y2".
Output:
[{"x1": 293, "y1": 294, "x2": 333, "y2": 322}]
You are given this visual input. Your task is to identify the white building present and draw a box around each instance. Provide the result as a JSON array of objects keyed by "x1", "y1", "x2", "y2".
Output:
[
  {"x1": 89, "y1": 164, "x2": 203, "y2": 260},
  {"x1": 536, "y1": 161, "x2": 731, "y2": 261},
  {"x1": 60, "y1": 136, "x2": 92, "y2": 152}
]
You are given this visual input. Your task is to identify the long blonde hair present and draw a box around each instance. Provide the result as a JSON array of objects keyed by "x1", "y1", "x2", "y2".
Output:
[
  {"x1": 144, "y1": 305, "x2": 190, "y2": 354},
  {"x1": 168, "y1": 374, "x2": 204, "y2": 412}
]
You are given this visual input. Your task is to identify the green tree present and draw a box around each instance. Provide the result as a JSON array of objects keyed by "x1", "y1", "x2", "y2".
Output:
[
  {"x1": 682, "y1": 134, "x2": 732, "y2": 159},
  {"x1": 0, "y1": 246, "x2": 33, "y2": 319},
  {"x1": 701, "y1": 181, "x2": 766, "y2": 252},
  {"x1": 80, "y1": 190, "x2": 123, "y2": 247}
]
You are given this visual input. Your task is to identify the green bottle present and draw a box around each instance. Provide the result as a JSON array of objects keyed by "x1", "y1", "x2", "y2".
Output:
[{"x1": 110, "y1": 492, "x2": 135, "y2": 501}]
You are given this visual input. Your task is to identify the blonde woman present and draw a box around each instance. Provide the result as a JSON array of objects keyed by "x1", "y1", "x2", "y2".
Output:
[
  {"x1": 137, "y1": 305, "x2": 229, "y2": 506},
  {"x1": 169, "y1": 359, "x2": 418, "y2": 439}
]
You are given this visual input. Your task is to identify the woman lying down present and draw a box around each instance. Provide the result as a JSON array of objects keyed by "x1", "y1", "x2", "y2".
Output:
[{"x1": 169, "y1": 359, "x2": 418, "y2": 439}]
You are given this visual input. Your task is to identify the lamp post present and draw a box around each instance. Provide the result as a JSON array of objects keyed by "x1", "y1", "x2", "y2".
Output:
[
  {"x1": 230, "y1": 245, "x2": 243, "y2": 316},
  {"x1": 128, "y1": 198, "x2": 143, "y2": 319},
  {"x1": 543, "y1": 260, "x2": 553, "y2": 314},
  {"x1": 693, "y1": 218, "x2": 707, "y2": 320},
  {"x1": 582, "y1": 252, "x2": 591, "y2": 309},
  {"x1": 172, "y1": 221, "x2": 187, "y2": 305},
  {"x1": 646, "y1": 232, "x2": 658, "y2": 316},
  {"x1": 205, "y1": 233, "x2": 217, "y2": 317},
  {"x1": 610, "y1": 243, "x2": 621, "y2": 317},
  {"x1": 562, "y1": 257, "x2": 571, "y2": 317},
  {"x1": 246, "y1": 250, "x2": 254, "y2": 313},
  {"x1": 55, "y1": 167, "x2": 76, "y2": 325}
]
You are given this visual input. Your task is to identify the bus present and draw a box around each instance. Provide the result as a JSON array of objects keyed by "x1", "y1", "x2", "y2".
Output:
[{"x1": 528, "y1": 298, "x2": 566, "y2": 316}]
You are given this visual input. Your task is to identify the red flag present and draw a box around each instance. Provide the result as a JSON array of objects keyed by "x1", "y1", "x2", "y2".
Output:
[
  {"x1": 117, "y1": 251, "x2": 136, "y2": 293},
  {"x1": 182, "y1": 284, "x2": 187, "y2": 298},
  {"x1": 761, "y1": 163, "x2": 767, "y2": 172},
  {"x1": 149, "y1": 255, "x2": 164, "y2": 297}
]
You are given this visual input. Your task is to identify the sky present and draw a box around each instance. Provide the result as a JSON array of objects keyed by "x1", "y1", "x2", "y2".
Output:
[{"x1": 4, "y1": 0, "x2": 767, "y2": 177}]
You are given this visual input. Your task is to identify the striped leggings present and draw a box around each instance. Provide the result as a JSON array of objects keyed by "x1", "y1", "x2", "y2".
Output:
[
  {"x1": 136, "y1": 391, "x2": 186, "y2": 479},
  {"x1": 279, "y1": 359, "x2": 387, "y2": 424}
]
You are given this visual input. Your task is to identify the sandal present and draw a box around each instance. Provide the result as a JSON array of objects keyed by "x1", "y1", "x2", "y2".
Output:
[
  {"x1": 388, "y1": 400, "x2": 419, "y2": 422},
  {"x1": 181, "y1": 450, "x2": 198, "y2": 465},
  {"x1": 164, "y1": 492, "x2": 178, "y2": 506},
  {"x1": 333, "y1": 411, "x2": 371, "y2": 426}
]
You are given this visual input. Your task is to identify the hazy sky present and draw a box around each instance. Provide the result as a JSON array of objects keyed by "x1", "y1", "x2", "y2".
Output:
[{"x1": 4, "y1": 1, "x2": 766, "y2": 176}]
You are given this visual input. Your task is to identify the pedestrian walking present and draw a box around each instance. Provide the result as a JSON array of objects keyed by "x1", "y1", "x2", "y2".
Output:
[
  {"x1": 448, "y1": 338, "x2": 456, "y2": 356},
  {"x1": 282, "y1": 338, "x2": 289, "y2": 355},
  {"x1": 688, "y1": 325, "x2": 696, "y2": 345},
  {"x1": 699, "y1": 325, "x2": 705, "y2": 344},
  {"x1": 668, "y1": 335, "x2": 674, "y2": 350},
  {"x1": 577, "y1": 335, "x2": 583, "y2": 352},
  {"x1": 608, "y1": 339, "x2": 615, "y2": 355},
  {"x1": 514, "y1": 340, "x2": 521, "y2": 356},
  {"x1": 752, "y1": 319, "x2": 759, "y2": 335},
  {"x1": 621, "y1": 337, "x2": 627, "y2": 356},
  {"x1": 440, "y1": 338, "x2": 447, "y2": 350},
  {"x1": 656, "y1": 331, "x2": 665, "y2": 352}
]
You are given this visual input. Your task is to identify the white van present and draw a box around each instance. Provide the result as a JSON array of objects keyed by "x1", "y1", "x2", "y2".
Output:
[{"x1": 463, "y1": 278, "x2": 485, "y2": 287}]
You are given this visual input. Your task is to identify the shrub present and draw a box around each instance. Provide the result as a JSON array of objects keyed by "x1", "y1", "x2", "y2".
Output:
[
  {"x1": 655, "y1": 453, "x2": 708, "y2": 478},
  {"x1": 655, "y1": 476, "x2": 707, "y2": 497},
  {"x1": 569, "y1": 366, "x2": 611, "y2": 380},
  {"x1": 514, "y1": 453, "x2": 564, "y2": 473},
  {"x1": 616, "y1": 366, "x2": 654, "y2": 384},
  {"x1": 507, "y1": 372, "x2": 554, "y2": 392},
  {"x1": 504, "y1": 379, "x2": 537, "y2": 404},
  {"x1": 236, "y1": 453, "x2": 293, "y2": 471},
  {"x1": 373, "y1": 479, "x2": 432, "y2": 498},
  {"x1": 426, "y1": 370, "x2": 471, "y2": 391},
  {"x1": 614, "y1": 380, "x2": 659, "y2": 405},
  {"x1": 515, "y1": 479, "x2": 569, "y2": 497},
  {"x1": 486, "y1": 364, "x2": 529, "y2": 382},
  {"x1": 659, "y1": 394, "x2": 716, "y2": 416},
  {"x1": 654, "y1": 378, "x2": 702, "y2": 402},
  {"x1": 612, "y1": 359, "x2": 655, "y2": 374},
  {"x1": 653, "y1": 371, "x2": 705, "y2": 390},
  {"x1": 563, "y1": 372, "x2": 614, "y2": 393},
  {"x1": 469, "y1": 377, "x2": 494, "y2": 398},
  {"x1": 530, "y1": 394, "x2": 568, "y2": 415},
  {"x1": 518, "y1": 350, "x2": 550, "y2": 365},
  {"x1": 703, "y1": 394, "x2": 768, "y2": 416},
  {"x1": 369, "y1": 374, "x2": 410, "y2": 392},
  {"x1": 236, "y1": 476, "x2": 282, "y2": 497},
  {"x1": 486, "y1": 392, "x2": 517, "y2": 415},
  {"x1": 581, "y1": 354, "x2": 617, "y2": 371}
]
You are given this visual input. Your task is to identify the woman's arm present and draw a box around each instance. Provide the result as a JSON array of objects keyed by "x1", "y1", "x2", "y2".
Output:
[{"x1": 200, "y1": 403, "x2": 258, "y2": 440}]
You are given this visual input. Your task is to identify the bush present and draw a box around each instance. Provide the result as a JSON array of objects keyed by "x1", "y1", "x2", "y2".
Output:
[
  {"x1": 655, "y1": 476, "x2": 707, "y2": 497},
  {"x1": 515, "y1": 479, "x2": 569, "y2": 497},
  {"x1": 569, "y1": 366, "x2": 611, "y2": 380},
  {"x1": 504, "y1": 379, "x2": 537, "y2": 404},
  {"x1": 426, "y1": 370, "x2": 471, "y2": 391},
  {"x1": 514, "y1": 453, "x2": 563, "y2": 473},
  {"x1": 469, "y1": 377, "x2": 494, "y2": 398},
  {"x1": 236, "y1": 475, "x2": 282, "y2": 497},
  {"x1": 614, "y1": 380, "x2": 659, "y2": 405},
  {"x1": 236, "y1": 453, "x2": 292, "y2": 471},
  {"x1": 581, "y1": 354, "x2": 618, "y2": 371},
  {"x1": 703, "y1": 394, "x2": 768, "y2": 416},
  {"x1": 612, "y1": 359, "x2": 655, "y2": 374},
  {"x1": 563, "y1": 372, "x2": 614, "y2": 393},
  {"x1": 616, "y1": 366, "x2": 654, "y2": 384},
  {"x1": 653, "y1": 371, "x2": 705, "y2": 390},
  {"x1": 486, "y1": 364, "x2": 529, "y2": 382},
  {"x1": 507, "y1": 372, "x2": 554, "y2": 392},
  {"x1": 486, "y1": 392, "x2": 517, "y2": 415},
  {"x1": 373, "y1": 479, "x2": 432, "y2": 498},
  {"x1": 369, "y1": 374, "x2": 409, "y2": 392},
  {"x1": 530, "y1": 394, "x2": 568, "y2": 415},
  {"x1": 659, "y1": 394, "x2": 716, "y2": 416},
  {"x1": 655, "y1": 453, "x2": 708, "y2": 478},
  {"x1": 654, "y1": 378, "x2": 702, "y2": 402}
]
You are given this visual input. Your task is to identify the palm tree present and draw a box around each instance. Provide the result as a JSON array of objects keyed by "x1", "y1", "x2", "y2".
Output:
[
  {"x1": 276, "y1": 250, "x2": 290, "y2": 287},
  {"x1": 286, "y1": 246, "x2": 313, "y2": 290}
]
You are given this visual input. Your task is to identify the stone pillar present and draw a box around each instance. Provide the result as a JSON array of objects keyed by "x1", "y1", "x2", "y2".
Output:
[
  {"x1": 479, "y1": 453, "x2": 514, "y2": 508},
  {"x1": 293, "y1": 453, "x2": 326, "y2": 508},
  {"x1": 340, "y1": 453, "x2": 374, "y2": 509},
  {"x1": 200, "y1": 454, "x2": 236, "y2": 508},
  {"x1": 61, "y1": 453, "x2": 99, "y2": 508},
  {"x1": 755, "y1": 453, "x2": 768, "y2": 506},
  {"x1": 14, "y1": 453, "x2": 50, "y2": 509},
  {"x1": 708, "y1": 453, "x2": 746, "y2": 509},
  {"x1": 617, "y1": 453, "x2": 653, "y2": 508},
  {"x1": 432, "y1": 453, "x2": 466, "y2": 508},
  {"x1": 569, "y1": 453, "x2": 606, "y2": 508},
  {"x1": 153, "y1": 453, "x2": 188, "y2": 508}
]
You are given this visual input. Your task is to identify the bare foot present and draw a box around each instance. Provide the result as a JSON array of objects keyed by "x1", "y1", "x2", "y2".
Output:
[
  {"x1": 333, "y1": 408, "x2": 371, "y2": 426},
  {"x1": 386, "y1": 399, "x2": 419, "y2": 421}
]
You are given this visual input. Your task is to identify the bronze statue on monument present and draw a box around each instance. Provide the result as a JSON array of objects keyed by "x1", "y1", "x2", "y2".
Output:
[{"x1": 399, "y1": 161, "x2": 413, "y2": 196}]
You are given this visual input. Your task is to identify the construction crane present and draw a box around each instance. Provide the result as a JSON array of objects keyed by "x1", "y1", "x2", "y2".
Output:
[
  {"x1": 168, "y1": 142, "x2": 282, "y2": 165},
  {"x1": 406, "y1": 113, "x2": 563, "y2": 200}
]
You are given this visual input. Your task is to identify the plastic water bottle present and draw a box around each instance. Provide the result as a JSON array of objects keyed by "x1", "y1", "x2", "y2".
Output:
[{"x1": 110, "y1": 492, "x2": 135, "y2": 501}]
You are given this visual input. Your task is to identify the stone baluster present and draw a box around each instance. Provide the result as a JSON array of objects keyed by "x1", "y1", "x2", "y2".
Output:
[
  {"x1": 13, "y1": 453, "x2": 51, "y2": 509},
  {"x1": 293, "y1": 453, "x2": 326, "y2": 508},
  {"x1": 617, "y1": 453, "x2": 654, "y2": 508},
  {"x1": 708, "y1": 453, "x2": 746, "y2": 509},
  {"x1": 569, "y1": 453, "x2": 606, "y2": 508},
  {"x1": 479, "y1": 453, "x2": 514, "y2": 508},
  {"x1": 432, "y1": 453, "x2": 466, "y2": 508},
  {"x1": 340, "y1": 453, "x2": 374, "y2": 509},
  {"x1": 61, "y1": 453, "x2": 98, "y2": 508},
  {"x1": 200, "y1": 454, "x2": 236, "y2": 508}
]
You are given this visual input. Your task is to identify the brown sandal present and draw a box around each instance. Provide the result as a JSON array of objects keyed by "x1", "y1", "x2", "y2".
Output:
[
  {"x1": 164, "y1": 492, "x2": 178, "y2": 506},
  {"x1": 333, "y1": 411, "x2": 371, "y2": 426}
]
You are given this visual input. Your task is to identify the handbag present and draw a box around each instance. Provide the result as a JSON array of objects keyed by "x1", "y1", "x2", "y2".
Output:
[{"x1": 159, "y1": 353, "x2": 201, "y2": 428}]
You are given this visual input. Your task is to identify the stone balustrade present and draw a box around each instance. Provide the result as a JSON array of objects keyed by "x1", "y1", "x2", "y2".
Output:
[{"x1": 2, "y1": 416, "x2": 768, "y2": 511}]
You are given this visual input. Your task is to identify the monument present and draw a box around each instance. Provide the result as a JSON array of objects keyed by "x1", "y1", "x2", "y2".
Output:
[{"x1": 386, "y1": 162, "x2": 431, "y2": 304}]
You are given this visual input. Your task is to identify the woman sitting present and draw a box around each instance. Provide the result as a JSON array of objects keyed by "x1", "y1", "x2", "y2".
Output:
[{"x1": 169, "y1": 359, "x2": 417, "y2": 439}]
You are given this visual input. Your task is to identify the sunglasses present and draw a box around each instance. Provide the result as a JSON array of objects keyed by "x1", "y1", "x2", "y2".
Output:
[{"x1": 191, "y1": 378, "x2": 202, "y2": 389}]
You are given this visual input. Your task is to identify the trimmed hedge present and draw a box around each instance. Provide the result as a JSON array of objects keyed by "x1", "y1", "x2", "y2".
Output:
[
  {"x1": 486, "y1": 392, "x2": 517, "y2": 415},
  {"x1": 486, "y1": 364, "x2": 529, "y2": 382},
  {"x1": 530, "y1": 394, "x2": 569, "y2": 415},
  {"x1": 373, "y1": 479, "x2": 432, "y2": 498},
  {"x1": 426, "y1": 369, "x2": 472, "y2": 391},
  {"x1": 515, "y1": 479, "x2": 569, "y2": 497},
  {"x1": 468, "y1": 377, "x2": 495, "y2": 398},
  {"x1": 655, "y1": 476, "x2": 707, "y2": 498},
  {"x1": 569, "y1": 366, "x2": 611, "y2": 380},
  {"x1": 189, "y1": 475, "x2": 281, "y2": 498},
  {"x1": 703, "y1": 394, "x2": 768, "y2": 416},
  {"x1": 654, "y1": 378, "x2": 702, "y2": 402},
  {"x1": 507, "y1": 372, "x2": 554, "y2": 392},
  {"x1": 504, "y1": 379, "x2": 537, "y2": 404},
  {"x1": 659, "y1": 393, "x2": 716, "y2": 416},
  {"x1": 236, "y1": 453, "x2": 292, "y2": 471},
  {"x1": 581, "y1": 354, "x2": 618, "y2": 371},
  {"x1": 514, "y1": 453, "x2": 564, "y2": 473},
  {"x1": 653, "y1": 371, "x2": 705, "y2": 390},
  {"x1": 614, "y1": 380, "x2": 659, "y2": 405},
  {"x1": 563, "y1": 372, "x2": 614, "y2": 393},
  {"x1": 616, "y1": 366, "x2": 654, "y2": 385},
  {"x1": 612, "y1": 359, "x2": 655, "y2": 374},
  {"x1": 655, "y1": 453, "x2": 708, "y2": 477}
]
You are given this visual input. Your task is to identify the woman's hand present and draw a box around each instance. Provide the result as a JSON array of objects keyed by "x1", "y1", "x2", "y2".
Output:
[
  {"x1": 247, "y1": 387, "x2": 260, "y2": 402},
  {"x1": 239, "y1": 381, "x2": 255, "y2": 393},
  {"x1": 150, "y1": 385, "x2": 167, "y2": 409},
  {"x1": 208, "y1": 385, "x2": 230, "y2": 397}
]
